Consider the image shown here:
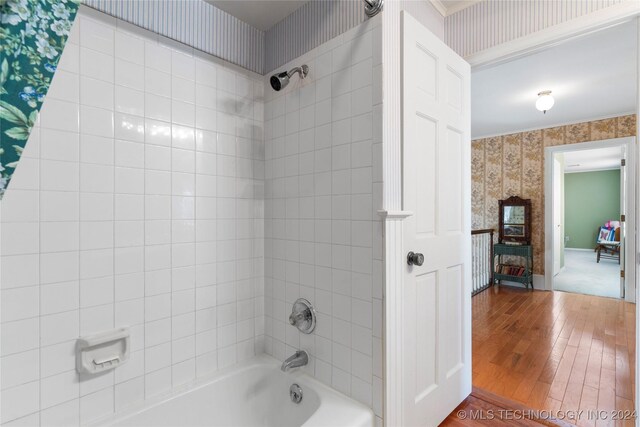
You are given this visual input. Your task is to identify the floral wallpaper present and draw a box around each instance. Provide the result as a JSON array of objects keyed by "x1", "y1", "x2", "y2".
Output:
[
  {"x1": 472, "y1": 114, "x2": 636, "y2": 275},
  {"x1": 0, "y1": 0, "x2": 80, "y2": 198}
]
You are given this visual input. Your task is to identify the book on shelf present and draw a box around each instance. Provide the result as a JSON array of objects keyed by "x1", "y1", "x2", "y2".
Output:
[{"x1": 496, "y1": 263, "x2": 527, "y2": 277}]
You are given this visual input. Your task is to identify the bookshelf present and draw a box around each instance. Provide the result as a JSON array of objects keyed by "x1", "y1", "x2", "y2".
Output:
[{"x1": 493, "y1": 243, "x2": 533, "y2": 289}]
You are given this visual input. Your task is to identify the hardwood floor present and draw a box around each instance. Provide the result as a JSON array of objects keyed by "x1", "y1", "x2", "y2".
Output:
[
  {"x1": 442, "y1": 387, "x2": 574, "y2": 426},
  {"x1": 471, "y1": 286, "x2": 635, "y2": 427}
]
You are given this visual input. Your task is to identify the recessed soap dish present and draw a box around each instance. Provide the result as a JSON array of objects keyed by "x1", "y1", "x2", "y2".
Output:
[{"x1": 76, "y1": 327, "x2": 130, "y2": 375}]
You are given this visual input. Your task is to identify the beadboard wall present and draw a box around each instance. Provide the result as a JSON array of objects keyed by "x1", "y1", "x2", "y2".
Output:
[
  {"x1": 444, "y1": 0, "x2": 627, "y2": 58},
  {"x1": 83, "y1": 0, "x2": 265, "y2": 74},
  {"x1": 266, "y1": 0, "x2": 443, "y2": 74},
  {"x1": 83, "y1": 0, "x2": 443, "y2": 76},
  {"x1": 0, "y1": 6, "x2": 265, "y2": 425}
]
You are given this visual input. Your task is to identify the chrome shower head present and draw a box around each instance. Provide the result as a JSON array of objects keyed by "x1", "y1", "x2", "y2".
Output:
[
  {"x1": 270, "y1": 65, "x2": 309, "y2": 91},
  {"x1": 270, "y1": 72, "x2": 289, "y2": 91}
]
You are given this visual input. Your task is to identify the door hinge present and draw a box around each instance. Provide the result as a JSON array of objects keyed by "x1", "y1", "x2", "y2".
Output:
[
  {"x1": 621, "y1": 214, "x2": 626, "y2": 222},
  {"x1": 621, "y1": 270, "x2": 625, "y2": 278},
  {"x1": 621, "y1": 159, "x2": 626, "y2": 166}
]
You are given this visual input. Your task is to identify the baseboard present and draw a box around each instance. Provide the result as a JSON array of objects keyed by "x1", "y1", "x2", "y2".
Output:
[
  {"x1": 496, "y1": 274, "x2": 545, "y2": 291},
  {"x1": 533, "y1": 274, "x2": 545, "y2": 290}
]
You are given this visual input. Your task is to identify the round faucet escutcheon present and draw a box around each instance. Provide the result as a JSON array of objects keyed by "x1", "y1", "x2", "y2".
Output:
[{"x1": 288, "y1": 298, "x2": 316, "y2": 334}]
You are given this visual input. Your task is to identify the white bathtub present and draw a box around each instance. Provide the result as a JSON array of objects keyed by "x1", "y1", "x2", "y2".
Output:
[{"x1": 95, "y1": 355, "x2": 374, "y2": 427}]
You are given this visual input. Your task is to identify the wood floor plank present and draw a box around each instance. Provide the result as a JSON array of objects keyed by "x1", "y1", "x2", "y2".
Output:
[
  {"x1": 615, "y1": 344, "x2": 632, "y2": 400},
  {"x1": 578, "y1": 385, "x2": 599, "y2": 427},
  {"x1": 547, "y1": 344, "x2": 578, "y2": 401},
  {"x1": 472, "y1": 286, "x2": 635, "y2": 426},
  {"x1": 584, "y1": 339, "x2": 604, "y2": 390},
  {"x1": 615, "y1": 396, "x2": 634, "y2": 427},
  {"x1": 441, "y1": 387, "x2": 574, "y2": 427}
]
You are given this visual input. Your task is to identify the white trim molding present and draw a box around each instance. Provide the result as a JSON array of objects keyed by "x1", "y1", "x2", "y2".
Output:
[
  {"x1": 430, "y1": 0, "x2": 481, "y2": 17},
  {"x1": 381, "y1": 210, "x2": 412, "y2": 427},
  {"x1": 378, "y1": 210, "x2": 414, "y2": 219},
  {"x1": 544, "y1": 137, "x2": 636, "y2": 302},
  {"x1": 472, "y1": 111, "x2": 637, "y2": 141},
  {"x1": 498, "y1": 274, "x2": 545, "y2": 291},
  {"x1": 430, "y1": 0, "x2": 448, "y2": 17}
]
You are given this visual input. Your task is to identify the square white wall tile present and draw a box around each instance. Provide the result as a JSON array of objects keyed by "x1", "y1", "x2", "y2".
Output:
[
  {"x1": 263, "y1": 19, "x2": 381, "y2": 411},
  {"x1": 0, "y1": 3, "x2": 384, "y2": 422},
  {"x1": 1, "y1": 6, "x2": 266, "y2": 423}
]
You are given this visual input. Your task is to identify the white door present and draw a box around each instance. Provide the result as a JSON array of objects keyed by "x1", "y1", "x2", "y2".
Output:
[
  {"x1": 553, "y1": 156, "x2": 563, "y2": 275},
  {"x1": 401, "y1": 11, "x2": 471, "y2": 426},
  {"x1": 620, "y1": 146, "x2": 627, "y2": 298}
]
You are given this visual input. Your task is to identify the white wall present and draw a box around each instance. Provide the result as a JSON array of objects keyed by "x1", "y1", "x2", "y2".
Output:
[
  {"x1": 0, "y1": 6, "x2": 264, "y2": 425},
  {"x1": 263, "y1": 15, "x2": 384, "y2": 424}
]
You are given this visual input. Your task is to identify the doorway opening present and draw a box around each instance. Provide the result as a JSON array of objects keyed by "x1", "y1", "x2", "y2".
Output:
[
  {"x1": 546, "y1": 139, "x2": 634, "y2": 300},
  {"x1": 467, "y1": 18, "x2": 637, "y2": 419}
]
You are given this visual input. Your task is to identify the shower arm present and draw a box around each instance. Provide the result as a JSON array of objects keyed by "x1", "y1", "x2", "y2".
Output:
[{"x1": 287, "y1": 65, "x2": 309, "y2": 79}]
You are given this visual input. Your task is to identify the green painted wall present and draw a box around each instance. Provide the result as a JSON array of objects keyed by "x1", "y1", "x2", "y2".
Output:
[{"x1": 564, "y1": 169, "x2": 620, "y2": 249}]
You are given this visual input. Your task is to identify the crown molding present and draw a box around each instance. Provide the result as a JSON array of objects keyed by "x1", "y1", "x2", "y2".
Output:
[
  {"x1": 472, "y1": 111, "x2": 636, "y2": 141},
  {"x1": 430, "y1": 0, "x2": 447, "y2": 16},
  {"x1": 446, "y1": 0, "x2": 482, "y2": 16},
  {"x1": 431, "y1": 0, "x2": 482, "y2": 17}
]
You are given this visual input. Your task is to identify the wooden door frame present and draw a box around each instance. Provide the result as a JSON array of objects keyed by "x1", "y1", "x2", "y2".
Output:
[
  {"x1": 382, "y1": 4, "x2": 640, "y2": 426},
  {"x1": 543, "y1": 137, "x2": 636, "y2": 301}
]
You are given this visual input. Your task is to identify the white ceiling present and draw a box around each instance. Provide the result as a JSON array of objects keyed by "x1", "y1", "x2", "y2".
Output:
[
  {"x1": 206, "y1": 0, "x2": 308, "y2": 31},
  {"x1": 472, "y1": 20, "x2": 637, "y2": 139},
  {"x1": 563, "y1": 146, "x2": 622, "y2": 173}
]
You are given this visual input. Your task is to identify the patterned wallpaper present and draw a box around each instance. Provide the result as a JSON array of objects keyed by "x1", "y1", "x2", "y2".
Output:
[
  {"x1": 445, "y1": 0, "x2": 625, "y2": 58},
  {"x1": 471, "y1": 114, "x2": 636, "y2": 274},
  {"x1": 0, "y1": 0, "x2": 80, "y2": 198}
]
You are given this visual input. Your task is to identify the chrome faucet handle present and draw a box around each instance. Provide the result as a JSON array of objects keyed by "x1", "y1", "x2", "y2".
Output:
[
  {"x1": 289, "y1": 298, "x2": 316, "y2": 334},
  {"x1": 289, "y1": 311, "x2": 306, "y2": 325}
]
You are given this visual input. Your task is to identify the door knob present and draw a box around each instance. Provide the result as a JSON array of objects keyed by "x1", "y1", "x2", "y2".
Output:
[{"x1": 407, "y1": 251, "x2": 424, "y2": 266}]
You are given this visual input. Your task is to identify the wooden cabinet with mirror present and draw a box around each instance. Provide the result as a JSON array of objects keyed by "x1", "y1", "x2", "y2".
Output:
[{"x1": 498, "y1": 196, "x2": 531, "y2": 244}]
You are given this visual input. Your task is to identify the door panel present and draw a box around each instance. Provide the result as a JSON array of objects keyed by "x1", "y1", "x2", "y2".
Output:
[
  {"x1": 415, "y1": 45, "x2": 437, "y2": 98},
  {"x1": 414, "y1": 115, "x2": 437, "y2": 234},
  {"x1": 443, "y1": 265, "x2": 463, "y2": 377},
  {"x1": 414, "y1": 271, "x2": 438, "y2": 395},
  {"x1": 444, "y1": 128, "x2": 463, "y2": 232},
  {"x1": 401, "y1": 11, "x2": 471, "y2": 427}
]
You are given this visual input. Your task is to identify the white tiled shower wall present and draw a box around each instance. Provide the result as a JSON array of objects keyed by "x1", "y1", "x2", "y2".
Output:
[
  {"x1": 263, "y1": 16, "x2": 384, "y2": 420},
  {"x1": 0, "y1": 6, "x2": 265, "y2": 425}
]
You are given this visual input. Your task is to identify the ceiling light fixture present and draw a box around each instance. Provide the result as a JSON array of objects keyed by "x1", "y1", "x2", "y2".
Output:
[{"x1": 536, "y1": 90, "x2": 554, "y2": 114}]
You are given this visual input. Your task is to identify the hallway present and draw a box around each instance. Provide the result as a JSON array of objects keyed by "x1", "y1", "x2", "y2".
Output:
[{"x1": 472, "y1": 286, "x2": 635, "y2": 426}]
